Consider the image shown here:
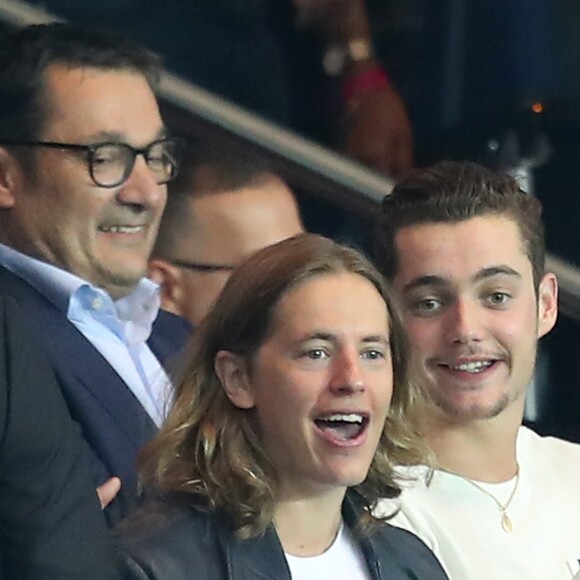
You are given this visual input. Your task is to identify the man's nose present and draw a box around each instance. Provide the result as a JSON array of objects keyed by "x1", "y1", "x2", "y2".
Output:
[
  {"x1": 446, "y1": 299, "x2": 484, "y2": 344},
  {"x1": 116, "y1": 156, "x2": 165, "y2": 208},
  {"x1": 329, "y1": 349, "x2": 365, "y2": 394}
]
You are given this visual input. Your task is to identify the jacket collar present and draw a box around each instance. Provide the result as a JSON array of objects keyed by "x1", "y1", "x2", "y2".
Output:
[
  {"x1": 215, "y1": 512, "x2": 291, "y2": 580},
  {"x1": 216, "y1": 491, "x2": 382, "y2": 580}
]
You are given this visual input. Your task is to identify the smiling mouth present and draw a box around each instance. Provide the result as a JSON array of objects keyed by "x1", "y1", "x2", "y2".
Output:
[
  {"x1": 98, "y1": 225, "x2": 146, "y2": 234},
  {"x1": 441, "y1": 360, "x2": 496, "y2": 374},
  {"x1": 314, "y1": 413, "x2": 369, "y2": 441}
]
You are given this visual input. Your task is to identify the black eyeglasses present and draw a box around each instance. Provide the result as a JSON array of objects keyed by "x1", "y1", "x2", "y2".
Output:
[
  {"x1": 0, "y1": 138, "x2": 183, "y2": 188},
  {"x1": 170, "y1": 259, "x2": 236, "y2": 273}
]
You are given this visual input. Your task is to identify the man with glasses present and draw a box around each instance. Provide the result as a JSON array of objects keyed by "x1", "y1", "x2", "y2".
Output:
[
  {"x1": 149, "y1": 144, "x2": 304, "y2": 326},
  {"x1": 0, "y1": 23, "x2": 190, "y2": 526}
]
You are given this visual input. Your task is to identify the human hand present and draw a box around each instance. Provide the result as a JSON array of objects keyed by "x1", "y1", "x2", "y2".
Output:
[
  {"x1": 341, "y1": 84, "x2": 413, "y2": 178},
  {"x1": 96, "y1": 476, "x2": 121, "y2": 509}
]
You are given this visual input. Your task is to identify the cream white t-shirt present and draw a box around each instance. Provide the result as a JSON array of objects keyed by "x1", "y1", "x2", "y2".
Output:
[
  {"x1": 378, "y1": 427, "x2": 580, "y2": 580},
  {"x1": 285, "y1": 523, "x2": 371, "y2": 580}
]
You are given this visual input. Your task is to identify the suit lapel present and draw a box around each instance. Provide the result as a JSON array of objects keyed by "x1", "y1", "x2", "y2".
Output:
[
  {"x1": 0, "y1": 266, "x2": 156, "y2": 448},
  {"x1": 47, "y1": 316, "x2": 158, "y2": 447},
  {"x1": 148, "y1": 309, "x2": 191, "y2": 367}
]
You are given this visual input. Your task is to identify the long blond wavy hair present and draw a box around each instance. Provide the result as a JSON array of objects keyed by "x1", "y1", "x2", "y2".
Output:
[{"x1": 139, "y1": 234, "x2": 427, "y2": 537}]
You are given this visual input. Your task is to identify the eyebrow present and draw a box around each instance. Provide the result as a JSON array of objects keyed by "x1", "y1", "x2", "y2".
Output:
[
  {"x1": 361, "y1": 335, "x2": 390, "y2": 345},
  {"x1": 303, "y1": 332, "x2": 389, "y2": 345},
  {"x1": 402, "y1": 265, "x2": 522, "y2": 293},
  {"x1": 474, "y1": 266, "x2": 521, "y2": 282}
]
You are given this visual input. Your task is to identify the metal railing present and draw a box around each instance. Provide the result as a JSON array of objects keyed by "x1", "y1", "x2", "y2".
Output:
[{"x1": 157, "y1": 72, "x2": 393, "y2": 216}]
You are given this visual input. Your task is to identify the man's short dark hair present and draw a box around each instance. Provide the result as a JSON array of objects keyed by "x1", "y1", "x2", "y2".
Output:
[
  {"x1": 376, "y1": 161, "x2": 545, "y2": 289},
  {"x1": 0, "y1": 22, "x2": 161, "y2": 141},
  {"x1": 153, "y1": 141, "x2": 278, "y2": 258}
]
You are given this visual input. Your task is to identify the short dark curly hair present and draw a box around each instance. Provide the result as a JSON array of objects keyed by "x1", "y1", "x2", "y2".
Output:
[{"x1": 376, "y1": 161, "x2": 545, "y2": 290}]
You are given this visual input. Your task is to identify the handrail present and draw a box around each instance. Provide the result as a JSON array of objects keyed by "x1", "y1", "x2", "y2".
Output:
[
  {"x1": 158, "y1": 72, "x2": 393, "y2": 214},
  {"x1": 2, "y1": 0, "x2": 580, "y2": 321},
  {"x1": 0, "y1": 0, "x2": 58, "y2": 25}
]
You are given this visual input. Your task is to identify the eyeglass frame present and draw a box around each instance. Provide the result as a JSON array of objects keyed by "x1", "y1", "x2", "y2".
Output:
[
  {"x1": 170, "y1": 259, "x2": 237, "y2": 273},
  {"x1": 0, "y1": 137, "x2": 183, "y2": 188}
]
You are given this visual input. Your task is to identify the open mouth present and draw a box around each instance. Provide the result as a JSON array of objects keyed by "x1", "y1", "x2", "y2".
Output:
[{"x1": 314, "y1": 413, "x2": 369, "y2": 442}]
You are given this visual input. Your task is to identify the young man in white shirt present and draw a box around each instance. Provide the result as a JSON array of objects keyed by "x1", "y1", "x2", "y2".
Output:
[{"x1": 376, "y1": 161, "x2": 580, "y2": 580}]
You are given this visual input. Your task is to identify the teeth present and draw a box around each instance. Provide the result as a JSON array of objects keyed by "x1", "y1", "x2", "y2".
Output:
[
  {"x1": 451, "y1": 361, "x2": 493, "y2": 373},
  {"x1": 99, "y1": 225, "x2": 144, "y2": 234},
  {"x1": 320, "y1": 413, "x2": 364, "y2": 424}
]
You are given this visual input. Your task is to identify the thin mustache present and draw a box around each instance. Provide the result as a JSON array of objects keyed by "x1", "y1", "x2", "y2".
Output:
[
  {"x1": 431, "y1": 346, "x2": 506, "y2": 363},
  {"x1": 99, "y1": 210, "x2": 155, "y2": 227}
]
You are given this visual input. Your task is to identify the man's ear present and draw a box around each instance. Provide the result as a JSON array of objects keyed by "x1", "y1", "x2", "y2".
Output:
[
  {"x1": 0, "y1": 147, "x2": 19, "y2": 208},
  {"x1": 148, "y1": 258, "x2": 184, "y2": 316},
  {"x1": 214, "y1": 350, "x2": 255, "y2": 409},
  {"x1": 537, "y1": 272, "x2": 558, "y2": 339}
]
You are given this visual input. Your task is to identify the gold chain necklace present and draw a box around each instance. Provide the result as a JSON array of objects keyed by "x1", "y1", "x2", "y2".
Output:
[{"x1": 439, "y1": 467, "x2": 520, "y2": 533}]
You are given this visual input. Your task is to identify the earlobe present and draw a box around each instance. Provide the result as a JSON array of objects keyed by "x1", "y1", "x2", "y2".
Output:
[
  {"x1": 214, "y1": 351, "x2": 255, "y2": 409},
  {"x1": 0, "y1": 148, "x2": 18, "y2": 208},
  {"x1": 148, "y1": 258, "x2": 183, "y2": 316},
  {"x1": 537, "y1": 272, "x2": 558, "y2": 338}
]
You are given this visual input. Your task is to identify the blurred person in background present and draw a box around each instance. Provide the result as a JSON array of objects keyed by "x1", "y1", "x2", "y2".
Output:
[{"x1": 149, "y1": 145, "x2": 304, "y2": 326}]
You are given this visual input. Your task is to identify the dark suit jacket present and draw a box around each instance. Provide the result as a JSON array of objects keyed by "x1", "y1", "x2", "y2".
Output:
[
  {"x1": 0, "y1": 265, "x2": 192, "y2": 527},
  {"x1": 0, "y1": 296, "x2": 121, "y2": 579}
]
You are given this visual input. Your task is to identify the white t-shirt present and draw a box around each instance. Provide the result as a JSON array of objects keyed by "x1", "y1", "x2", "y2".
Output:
[
  {"x1": 378, "y1": 427, "x2": 580, "y2": 580},
  {"x1": 285, "y1": 523, "x2": 371, "y2": 580}
]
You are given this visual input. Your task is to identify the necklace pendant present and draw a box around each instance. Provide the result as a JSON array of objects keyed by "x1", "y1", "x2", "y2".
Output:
[{"x1": 501, "y1": 512, "x2": 513, "y2": 533}]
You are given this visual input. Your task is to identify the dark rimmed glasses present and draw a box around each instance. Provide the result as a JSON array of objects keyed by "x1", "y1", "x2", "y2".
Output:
[
  {"x1": 170, "y1": 259, "x2": 236, "y2": 273},
  {"x1": 0, "y1": 138, "x2": 183, "y2": 188}
]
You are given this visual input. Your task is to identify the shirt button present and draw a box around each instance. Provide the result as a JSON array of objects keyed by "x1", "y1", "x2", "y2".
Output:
[{"x1": 92, "y1": 296, "x2": 104, "y2": 310}]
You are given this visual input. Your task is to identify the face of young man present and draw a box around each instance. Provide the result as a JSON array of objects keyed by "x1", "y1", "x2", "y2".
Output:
[
  {"x1": 392, "y1": 215, "x2": 557, "y2": 424},
  {"x1": 220, "y1": 272, "x2": 393, "y2": 499},
  {"x1": 0, "y1": 64, "x2": 167, "y2": 299}
]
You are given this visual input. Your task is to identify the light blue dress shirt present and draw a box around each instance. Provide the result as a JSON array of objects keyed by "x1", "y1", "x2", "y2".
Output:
[{"x1": 0, "y1": 244, "x2": 171, "y2": 427}]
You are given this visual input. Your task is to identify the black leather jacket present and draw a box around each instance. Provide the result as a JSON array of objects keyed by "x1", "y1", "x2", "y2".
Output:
[{"x1": 114, "y1": 492, "x2": 448, "y2": 579}]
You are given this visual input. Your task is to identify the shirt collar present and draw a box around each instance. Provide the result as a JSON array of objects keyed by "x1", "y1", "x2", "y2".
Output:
[
  {"x1": 0, "y1": 243, "x2": 85, "y2": 312},
  {"x1": 114, "y1": 277, "x2": 161, "y2": 346},
  {"x1": 0, "y1": 243, "x2": 160, "y2": 339}
]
